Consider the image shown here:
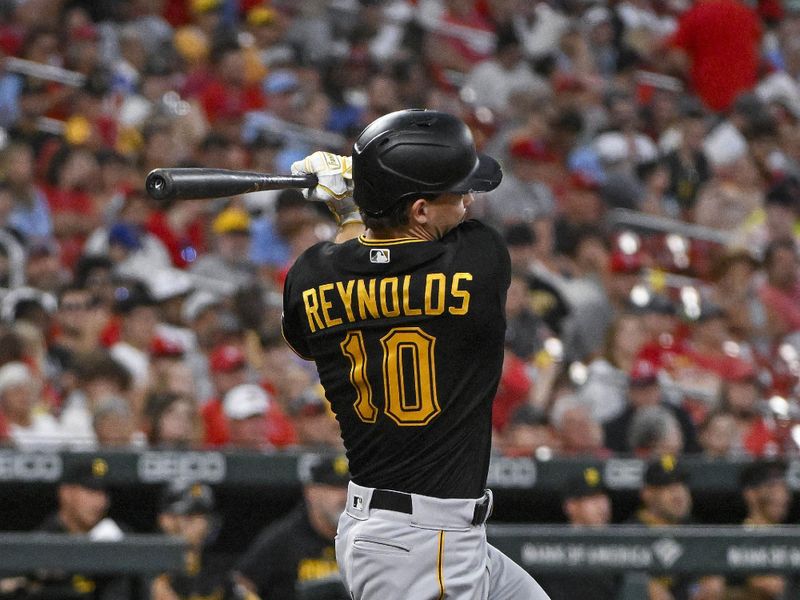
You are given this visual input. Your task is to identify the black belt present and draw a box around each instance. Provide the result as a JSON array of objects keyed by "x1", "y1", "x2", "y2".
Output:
[{"x1": 369, "y1": 489, "x2": 491, "y2": 526}]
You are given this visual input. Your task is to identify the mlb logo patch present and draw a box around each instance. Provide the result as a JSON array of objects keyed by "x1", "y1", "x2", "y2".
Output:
[
  {"x1": 370, "y1": 249, "x2": 390, "y2": 264},
  {"x1": 353, "y1": 495, "x2": 364, "y2": 510}
]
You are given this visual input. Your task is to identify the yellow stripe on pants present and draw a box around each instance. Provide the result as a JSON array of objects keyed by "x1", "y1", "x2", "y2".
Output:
[{"x1": 437, "y1": 530, "x2": 446, "y2": 599}]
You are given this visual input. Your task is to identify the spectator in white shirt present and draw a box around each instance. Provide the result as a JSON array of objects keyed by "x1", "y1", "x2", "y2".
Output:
[{"x1": 0, "y1": 361, "x2": 63, "y2": 450}]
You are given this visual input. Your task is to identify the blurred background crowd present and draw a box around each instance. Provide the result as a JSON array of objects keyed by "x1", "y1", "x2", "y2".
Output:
[{"x1": 0, "y1": 0, "x2": 798, "y2": 463}]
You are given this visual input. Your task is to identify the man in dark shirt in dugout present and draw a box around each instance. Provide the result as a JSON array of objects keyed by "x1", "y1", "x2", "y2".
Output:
[
  {"x1": 536, "y1": 468, "x2": 620, "y2": 600},
  {"x1": 236, "y1": 454, "x2": 350, "y2": 600},
  {"x1": 0, "y1": 457, "x2": 132, "y2": 600}
]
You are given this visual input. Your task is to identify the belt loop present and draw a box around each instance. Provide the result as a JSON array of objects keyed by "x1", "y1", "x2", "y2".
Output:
[{"x1": 471, "y1": 489, "x2": 493, "y2": 526}]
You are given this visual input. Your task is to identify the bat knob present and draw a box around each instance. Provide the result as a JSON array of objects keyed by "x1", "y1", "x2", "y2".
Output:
[{"x1": 146, "y1": 169, "x2": 173, "y2": 201}]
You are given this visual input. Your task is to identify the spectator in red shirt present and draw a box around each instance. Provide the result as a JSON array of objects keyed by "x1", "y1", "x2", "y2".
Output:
[
  {"x1": 222, "y1": 384, "x2": 272, "y2": 450},
  {"x1": 758, "y1": 238, "x2": 800, "y2": 331},
  {"x1": 145, "y1": 199, "x2": 207, "y2": 269},
  {"x1": 423, "y1": 0, "x2": 496, "y2": 88},
  {"x1": 201, "y1": 344, "x2": 296, "y2": 448},
  {"x1": 719, "y1": 359, "x2": 779, "y2": 456},
  {"x1": 201, "y1": 344, "x2": 249, "y2": 446},
  {"x1": 43, "y1": 145, "x2": 101, "y2": 269},
  {"x1": 492, "y1": 347, "x2": 533, "y2": 433},
  {"x1": 198, "y1": 37, "x2": 265, "y2": 139},
  {"x1": 668, "y1": 0, "x2": 761, "y2": 112}
]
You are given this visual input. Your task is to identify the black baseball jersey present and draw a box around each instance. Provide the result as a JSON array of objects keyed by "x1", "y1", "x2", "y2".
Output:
[
  {"x1": 282, "y1": 220, "x2": 510, "y2": 499},
  {"x1": 20, "y1": 514, "x2": 134, "y2": 600},
  {"x1": 236, "y1": 504, "x2": 346, "y2": 600}
]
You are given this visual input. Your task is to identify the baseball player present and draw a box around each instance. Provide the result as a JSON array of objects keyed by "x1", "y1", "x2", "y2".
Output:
[{"x1": 282, "y1": 109, "x2": 551, "y2": 599}]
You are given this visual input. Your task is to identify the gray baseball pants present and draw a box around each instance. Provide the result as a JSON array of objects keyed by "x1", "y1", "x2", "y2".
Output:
[{"x1": 336, "y1": 482, "x2": 551, "y2": 600}]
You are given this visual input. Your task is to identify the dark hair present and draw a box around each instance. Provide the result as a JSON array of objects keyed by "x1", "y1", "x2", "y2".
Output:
[
  {"x1": 560, "y1": 223, "x2": 608, "y2": 259},
  {"x1": 74, "y1": 255, "x2": 113, "y2": 287},
  {"x1": 144, "y1": 392, "x2": 191, "y2": 447},
  {"x1": 360, "y1": 196, "x2": 416, "y2": 231},
  {"x1": 57, "y1": 283, "x2": 90, "y2": 304},
  {"x1": 0, "y1": 330, "x2": 25, "y2": 366},
  {"x1": 495, "y1": 25, "x2": 520, "y2": 53},
  {"x1": 13, "y1": 299, "x2": 47, "y2": 323},
  {"x1": 73, "y1": 350, "x2": 132, "y2": 391},
  {"x1": 504, "y1": 222, "x2": 536, "y2": 247},
  {"x1": 763, "y1": 237, "x2": 797, "y2": 271},
  {"x1": 209, "y1": 35, "x2": 241, "y2": 66}
]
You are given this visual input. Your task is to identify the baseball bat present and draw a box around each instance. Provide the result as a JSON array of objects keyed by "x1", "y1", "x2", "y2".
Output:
[{"x1": 145, "y1": 168, "x2": 319, "y2": 202}]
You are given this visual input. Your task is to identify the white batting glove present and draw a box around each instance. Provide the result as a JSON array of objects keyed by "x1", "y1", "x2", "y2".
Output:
[{"x1": 291, "y1": 151, "x2": 361, "y2": 226}]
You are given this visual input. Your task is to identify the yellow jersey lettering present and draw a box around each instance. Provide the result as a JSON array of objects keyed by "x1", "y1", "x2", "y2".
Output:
[
  {"x1": 336, "y1": 280, "x2": 357, "y2": 323},
  {"x1": 449, "y1": 273, "x2": 472, "y2": 315},
  {"x1": 318, "y1": 283, "x2": 342, "y2": 328},
  {"x1": 424, "y1": 273, "x2": 446, "y2": 315},
  {"x1": 401, "y1": 275, "x2": 422, "y2": 316},
  {"x1": 356, "y1": 278, "x2": 380, "y2": 320},
  {"x1": 380, "y1": 277, "x2": 400, "y2": 317},
  {"x1": 302, "y1": 288, "x2": 325, "y2": 333}
]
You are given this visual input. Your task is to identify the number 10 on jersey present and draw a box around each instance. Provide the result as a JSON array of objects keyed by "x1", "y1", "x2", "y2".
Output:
[{"x1": 340, "y1": 327, "x2": 441, "y2": 426}]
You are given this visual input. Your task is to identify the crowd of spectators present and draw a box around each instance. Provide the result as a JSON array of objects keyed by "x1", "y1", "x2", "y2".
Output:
[{"x1": 0, "y1": 0, "x2": 797, "y2": 466}]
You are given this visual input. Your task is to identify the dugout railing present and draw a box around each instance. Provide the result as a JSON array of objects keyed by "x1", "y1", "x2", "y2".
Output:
[
  {"x1": 489, "y1": 525, "x2": 800, "y2": 600},
  {"x1": 0, "y1": 534, "x2": 186, "y2": 600},
  {"x1": 0, "y1": 450, "x2": 795, "y2": 492}
]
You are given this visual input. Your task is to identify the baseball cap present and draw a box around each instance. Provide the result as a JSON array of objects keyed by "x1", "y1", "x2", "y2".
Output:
[
  {"x1": 305, "y1": 454, "x2": 350, "y2": 487},
  {"x1": 247, "y1": 6, "x2": 277, "y2": 26},
  {"x1": 113, "y1": 281, "x2": 157, "y2": 314},
  {"x1": 263, "y1": 70, "x2": 299, "y2": 95},
  {"x1": 289, "y1": 385, "x2": 328, "y2": 417},
  {"x1": 582, "y1": 6, "x2": 612, "y2": 28},
  {"x1": 223, "y1": 384, "x2": 270, "y2": 420},
  {"x1": 182, "y1": 291, "x2": 221, "y2": 323},
  {"x1": 610, "y1": 250, "x2": 643, "y2": 274},
  {"x1": 61, "y1": 457, "x2": 111, "y2": 491},
  {"x1": 569, "y1": 172, "x2": 600, "y2": 192},
  {"x1": 644, "y1": 455, "x2": 688, "y2": 487},
  {"x1": 0, "y1": 362, "x2": 31, "y2": 395},
  {"x1": 108, "y1": 223, "x2": 143, "y2": 251},
  {"x1": 690, "y1": 300, "x2": 726, "y2": 323},
  {"x1": 563, "y1": 467, "x2": 607, "y2": 501},
  {"x1": 159, "y1": 481, "x2": 215, "y2": 515},
  {"x1": 766, "y1": 176, "x2": 800, "y2": 211},
  {"x1": 209, "y1": 345, "x2": 247, "y2": 373},
  {"x1": 150, "y1": 336, "x2": 185, "y2": 359},
  {"x1": 212, "y1": 208, "x2": 251, "y2": 235},
  {"x1": 147, "y1": 269, "x2": 194, "y2": 302},
  {"x1": 191, "y1": 0, "x2": 222, "y2": 13},
  {"x1": 629, "y1": 358, "x2": 658, "y2": 387},
  {"x1": 722, "y1": 358, "x2": 758, "y2": 383},
  {"x1": 508, "y1": 138, "x2": 558, "y2": 163},
  {"x1": 627, "y1": 293, "x2": 675, "y2": 316},
  {"x1": 740, "y1": 459, "x2": 786, "y2": 489}
]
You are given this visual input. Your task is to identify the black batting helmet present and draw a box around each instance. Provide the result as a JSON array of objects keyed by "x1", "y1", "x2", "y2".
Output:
[{"x1": 351, "y1": 109, "x2": 503, "y2": 216}]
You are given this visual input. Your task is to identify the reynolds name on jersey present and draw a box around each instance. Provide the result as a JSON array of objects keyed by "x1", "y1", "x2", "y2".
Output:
[{"x1": 300, "y1": 272, "x2": 473, "y2": 332}]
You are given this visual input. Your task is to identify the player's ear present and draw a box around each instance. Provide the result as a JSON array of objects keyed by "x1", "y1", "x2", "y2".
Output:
[{"x1": 409, "y1": 198, "x2": 429, "y2": 224}]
